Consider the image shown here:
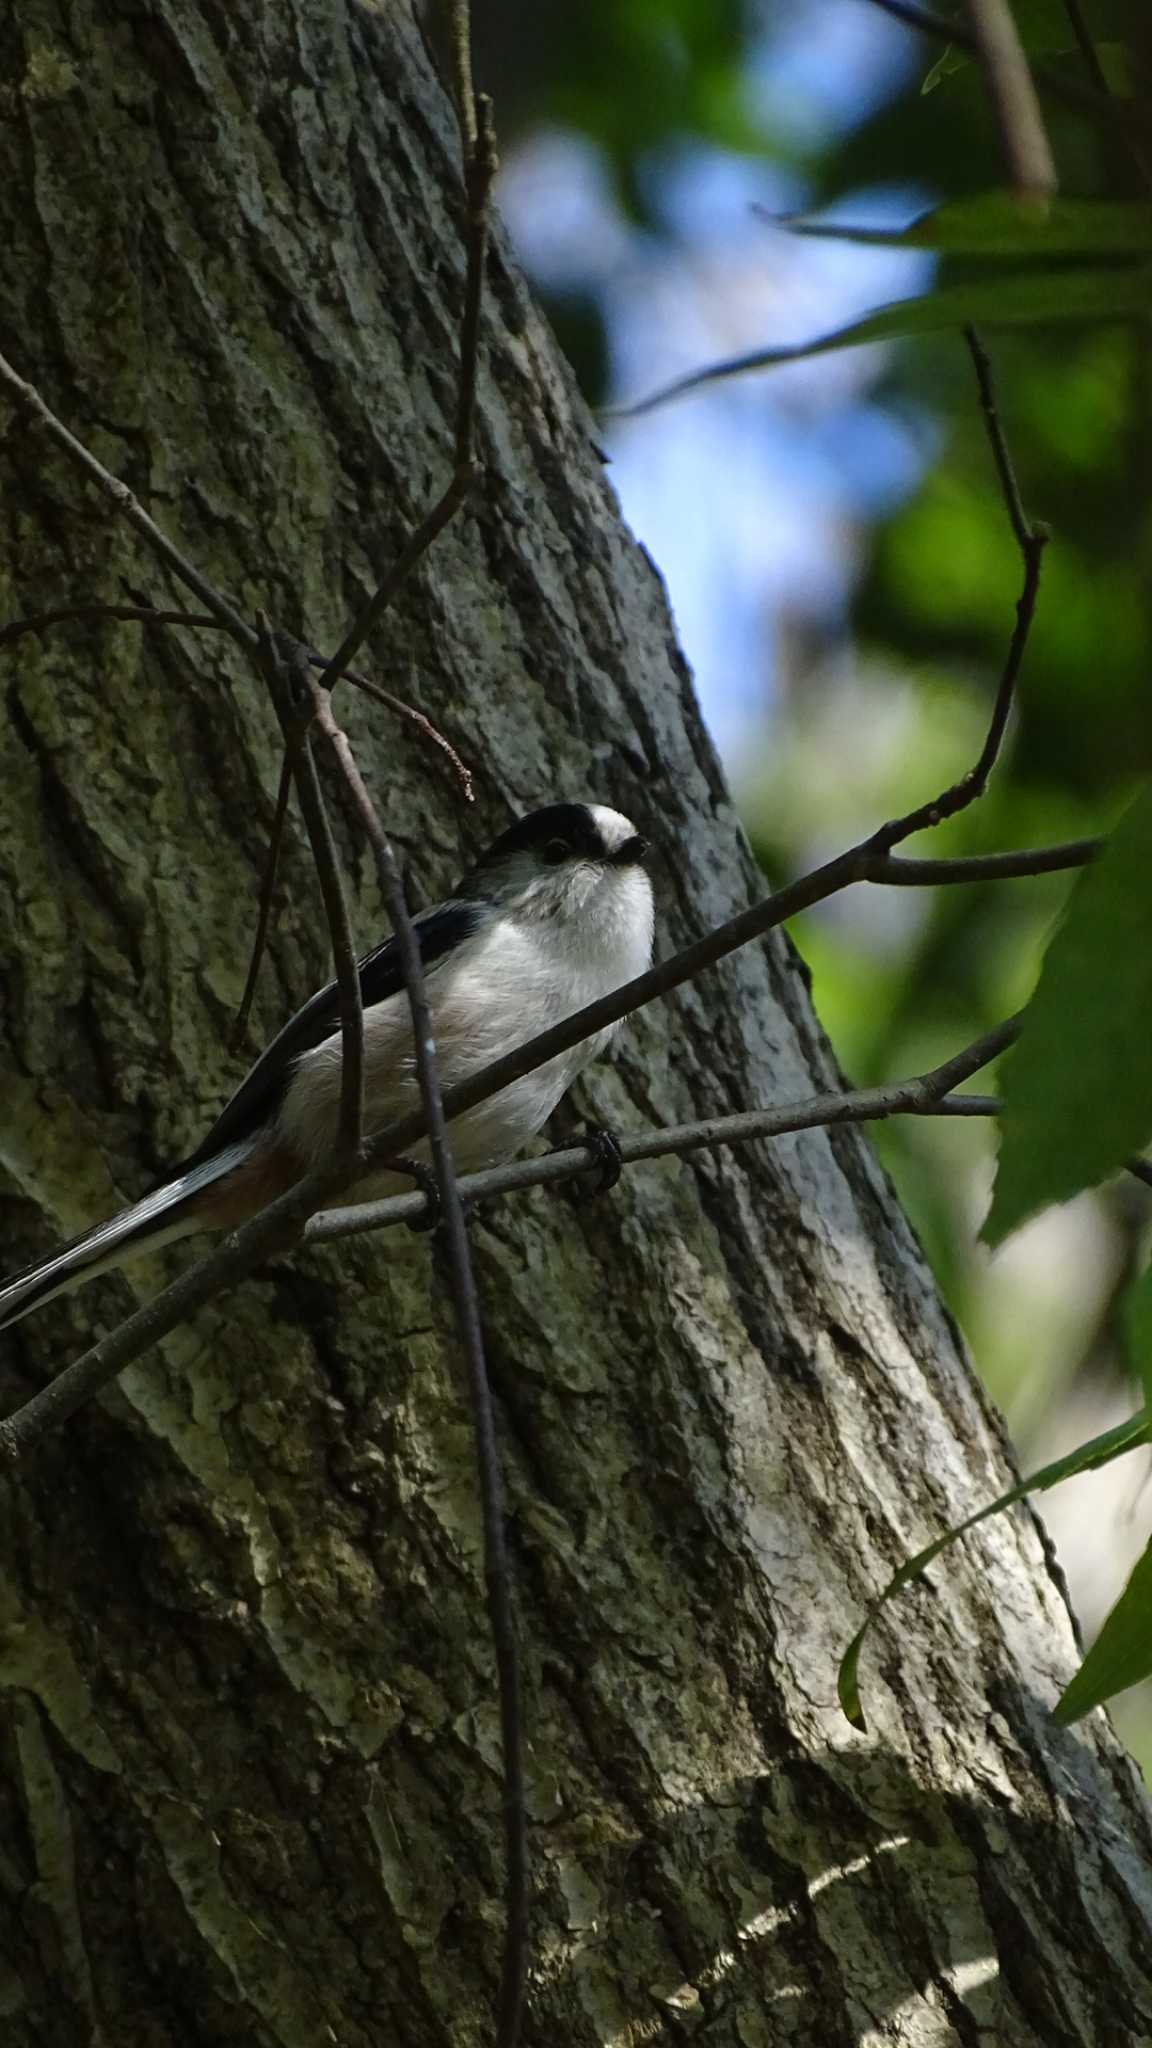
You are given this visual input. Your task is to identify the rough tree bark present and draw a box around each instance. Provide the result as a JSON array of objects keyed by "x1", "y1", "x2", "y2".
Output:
[{"x1": 1, "y1": 3, "x2": 1150, "y2": 2044}]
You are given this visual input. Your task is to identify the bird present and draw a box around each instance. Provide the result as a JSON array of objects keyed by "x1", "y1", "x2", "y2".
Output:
[{"x1": 0, "y1": 801, "x2": 653, "y2": 1332}]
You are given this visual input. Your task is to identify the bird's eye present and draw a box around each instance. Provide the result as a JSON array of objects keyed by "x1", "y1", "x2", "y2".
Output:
[{"x1": 541, "y1": 837, "x2": 571, "y2": 864}]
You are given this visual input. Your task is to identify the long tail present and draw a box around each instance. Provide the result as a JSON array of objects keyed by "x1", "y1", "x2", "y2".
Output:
[{"x1": 0, "y1": 1140, "x2": 256, "y2": 1333}]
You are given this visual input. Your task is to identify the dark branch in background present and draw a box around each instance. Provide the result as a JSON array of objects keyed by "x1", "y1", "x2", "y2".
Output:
[
  {"x1": 0, "y1": 602, "x2": 474, "y2": 799},
  {"x1": 871, "y1": 330, "x2": 1047, "y2": 851},
  {"x1": 0, "y1": 1162, "x2": 339, "y2": 1457},
  {"x1": 311, "y1": 98, "x2": 497, "y2": 700},
  {"x1": 311, "y1": 667, "x2": 528, "y2": 2048},
  {"x1": 0, "y1": 603, "x2": 217, "y2": 645},
  {"x1": 260, "y1": 624, "x2": 365, "y2": 1157},
  {"x1": 1057, "y1": 0, "x2": 1152, "y2": 191},
  {"x1": 964, "y1": 327, "x2": 1034, "y2": 552},
  {"x1": 962, "y1": 0, "x2": 1057, "y2": 201},
  {"x1": 861, "y1": 0, "x2": 1113, "y2": 122},
  {"x1": 0, "y1": 598, "x2": 474, "y2": 1052},
  {"x1": 0, "y1": 354, "x2": 257, "y2": 648},
  {"x1": 232, "y1": 750, "x2": 295, "y2": 1050},
  {"x1": 434, "y1": 13, "x2": 527, "y2": 2038}
]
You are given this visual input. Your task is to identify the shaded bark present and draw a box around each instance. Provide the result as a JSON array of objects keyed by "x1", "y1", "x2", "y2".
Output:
[{"x1": 1, "y1": 2, "x2": 1150, "y2": 2043}]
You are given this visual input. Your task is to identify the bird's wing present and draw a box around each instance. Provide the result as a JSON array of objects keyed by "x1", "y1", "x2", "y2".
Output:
[{"x1": 176, "y1": 900, "x2": 486, "y2": 1173}]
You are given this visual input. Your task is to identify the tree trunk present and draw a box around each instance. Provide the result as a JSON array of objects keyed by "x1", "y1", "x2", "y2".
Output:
[{"x1": 1, "y1": 3, "x2": 1150, "y2": 2043}]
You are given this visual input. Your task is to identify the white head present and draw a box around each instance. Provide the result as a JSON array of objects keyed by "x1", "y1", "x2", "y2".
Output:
[{"x1": 458, "y1": 802, "x2": 653, "y2": 954}]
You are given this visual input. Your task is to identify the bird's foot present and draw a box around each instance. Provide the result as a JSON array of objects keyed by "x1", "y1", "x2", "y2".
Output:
[
  {"x1": 573, "y1": 1126, "x2": 625, "y2": 1201},
  {"x1": 392, "y1": 1158, "x2": 444, "y2": 1234}
]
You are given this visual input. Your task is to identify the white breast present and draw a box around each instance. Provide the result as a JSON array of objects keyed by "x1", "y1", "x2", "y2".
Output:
[{"x1": 279, "y1": 867, "x2": 653, "y2": 1191}]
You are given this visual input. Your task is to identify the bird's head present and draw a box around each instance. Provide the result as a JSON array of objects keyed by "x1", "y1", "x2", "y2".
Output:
[{"x1": 458, "y1": 802, "x2": 652, "y2": 949}]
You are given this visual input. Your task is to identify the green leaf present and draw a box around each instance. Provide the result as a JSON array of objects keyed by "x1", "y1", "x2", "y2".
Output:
[
  {"x1": 616, "y1": 267, "x2": 1152, "y2": 417},
  {"x1": 922, "y1": 46, "x2": 965, "y2": 94},
  {"x1": 1053, "y1": 1535, "x2": 1152, "y2": 1723},
  {"x1": 777, "y1": 194, "x2": 1152, "y2": 258},
  {"x1": 838, "y1": 1410, "x2": 1150, "y2": 1731},
  {"x1": 1126, "y1": 1265, "x2": 1152, "y2": 1416},
  {"x1": 987, "y1": 784, "x2": 1152, "y2": 1244}
]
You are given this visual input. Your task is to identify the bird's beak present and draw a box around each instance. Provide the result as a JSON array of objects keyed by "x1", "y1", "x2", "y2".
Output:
[{"x1": 609, "y1": 835, "x2": 648, "y2": 867}]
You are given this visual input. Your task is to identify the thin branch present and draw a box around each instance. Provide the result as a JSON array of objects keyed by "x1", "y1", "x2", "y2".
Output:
[
  {"x1": 1057, "y1": 0, "x2": 1152, "y2": 192},
  {"x1": 338, "y1": 665, "x2": 474, "y2": 802},
  {"x1": 453, "y1": 94, "x2": 498, "y2": 473},
  {"x1": 312, "y1": 472, "x2": 478, "y2": 699},
  {"x1": 7, "y1": 1071, "x2": 1143, "y2": 1468},
  {"x1": 0, "y1": 1161, "x2": 336, "y2": 1459},
  {"x1": 450, "y1": 0, "x2": 479, "y2": 152},
  {"x1": 870, "y1": 332, "x2": 1047, "y2": 853},
  {"x1": 355, "y1": 827, "x2": 1093, "y2": 1180},
  {"x1": 0, "y1": 600, "x2": 475, "y2": 804},
  {"x1": 0, "y1": 1025, "x2": 1014, "y2": 1454},
  {"x1": 231, "y1": 749, "x2": 296, "y2": 1050},
  {"x1": 861, "y1": 0, "x2": 1111, "y2": 121},
  {"x1": 962, "y1": 0, "x2": 1057, "y2": 201},
  {"x1": 964, "y1": 326, "x2": 1033, "y2": 552},
  {"x1": 0, "y1": 604, "x2": 218, "y2": 648},
  {"x1": 260, "y1": 625, "x2": 364, "y2": 1159},
  {"x1": 298, "y1": 1020, "x2": 1016, "y2": 1236},
  {"x1": 310, "y1": 56, "x2": 497, "y2": 701},
  {"x1": 305, "y1": 670, "x2": 527, "y2": 2048},
  {"x1": 881, "y1": 839, "x2": 1099, "y2": 883},
  {"x1": 0, "y1": 353, "x2": 256, "y2": 649}
]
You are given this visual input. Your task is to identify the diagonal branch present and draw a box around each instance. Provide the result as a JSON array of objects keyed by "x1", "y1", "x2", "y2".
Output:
[
  {"x1": 962, "y1": 0, "x2": 1057, "y2": 201},
  {"x1": 260, "y1": 625, "x2": 365, "y2": 1158},
  {"x1": 313, "y1": 1020, "x2": 1021, "y2": 1235},
  {"x1": 310, "y1": 93, "x2": 497, "y2": 701},
  {"x1": 355, "y1": 832, "x2": 1093, "y2": 1179},
  {"x1": 0, "y1": 1022, "x2": 1015, "y2": 1460},
  {"x1": 0, "y1": 353, "x2": 256, "y2": 648}
]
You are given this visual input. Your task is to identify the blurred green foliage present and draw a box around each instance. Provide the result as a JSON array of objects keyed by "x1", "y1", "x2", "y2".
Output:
[{"x1": 475, "y1": 0, "x2": 1152, "y2": 1742}]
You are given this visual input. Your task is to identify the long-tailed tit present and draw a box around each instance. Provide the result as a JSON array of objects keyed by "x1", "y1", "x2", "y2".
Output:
[{"x1": 0, "y1": 802, "x2": 653, "y2": 1332}]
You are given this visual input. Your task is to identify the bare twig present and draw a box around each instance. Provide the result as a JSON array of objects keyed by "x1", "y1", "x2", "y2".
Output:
[
  {"x1": 0, "y1": 604, "x2": 218, "y2": 648},
  {"x1": 231, "y1": 749, "x2": 296, "y2": 1051},
  {"x1": 453, "y1": 94, "x2": 498, "y2": 473},
  {"x1": 1057, "y1": 0, "x2": 1152, "y2": 191},
  {"x1": 964, "y1": 327, "x2": 1033, "y2": 552},
  {"x1": 0, "y1": 1161, "x2": 336, "y2": 1459},
  {"x1": 313, "y1": 474, "x2": 478, "y2": 699},
  {"x1": 962, "y1": 0, "x2": 1057, "y2": 201},
  {"x1": 0, "y1": 354, "x2": 256, "y2": 648},
  {"x1": 869, "y1": 332, "x2": 1047, "y2": 852},
  {"x1": 10, "y1": 1022, "x2": 1150, "y2": 1465},
  {"x1": 312, "y1": 116, "x2": 496, "y2": 702},
  {"x1": 354, "y1": 828, "x2": 1093, "y2": 1181},
  {"x1": 310, "y1": 24, "x2": 497, "y2": 704},
  {"x1": 0, "y1": 600, "x2": 475, "y2": 803},
  {"x1": 862, "y1": 0, "x2": 1110, "y2": 121},
  {"x1": 305, "y1": 663, "x2": 527, "y2": 2048},
  {"x1": 338, "y1": 665, "x2": 474, "y2": 802},
  {"x1": 260, "y1": 625, "x2": 365, "y2": 1159},
  {"x1": 0, "y1": 1026, "x2": 1014, "y2": 1451},
  {"x1": 450, "y1": 0, "x2": 479, "y2": 151},
  {"x1": 882, "y1": 839, "x2": 1099, "y2": 883},
  {"x1": 310, "y1": 1022, "x2": 1020, "y2": 1236}
]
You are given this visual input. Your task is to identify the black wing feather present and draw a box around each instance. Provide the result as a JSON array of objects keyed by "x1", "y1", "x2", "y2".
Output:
[{"x1": 178, "y1": 900, "x2": 484, "y2": 1172}]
